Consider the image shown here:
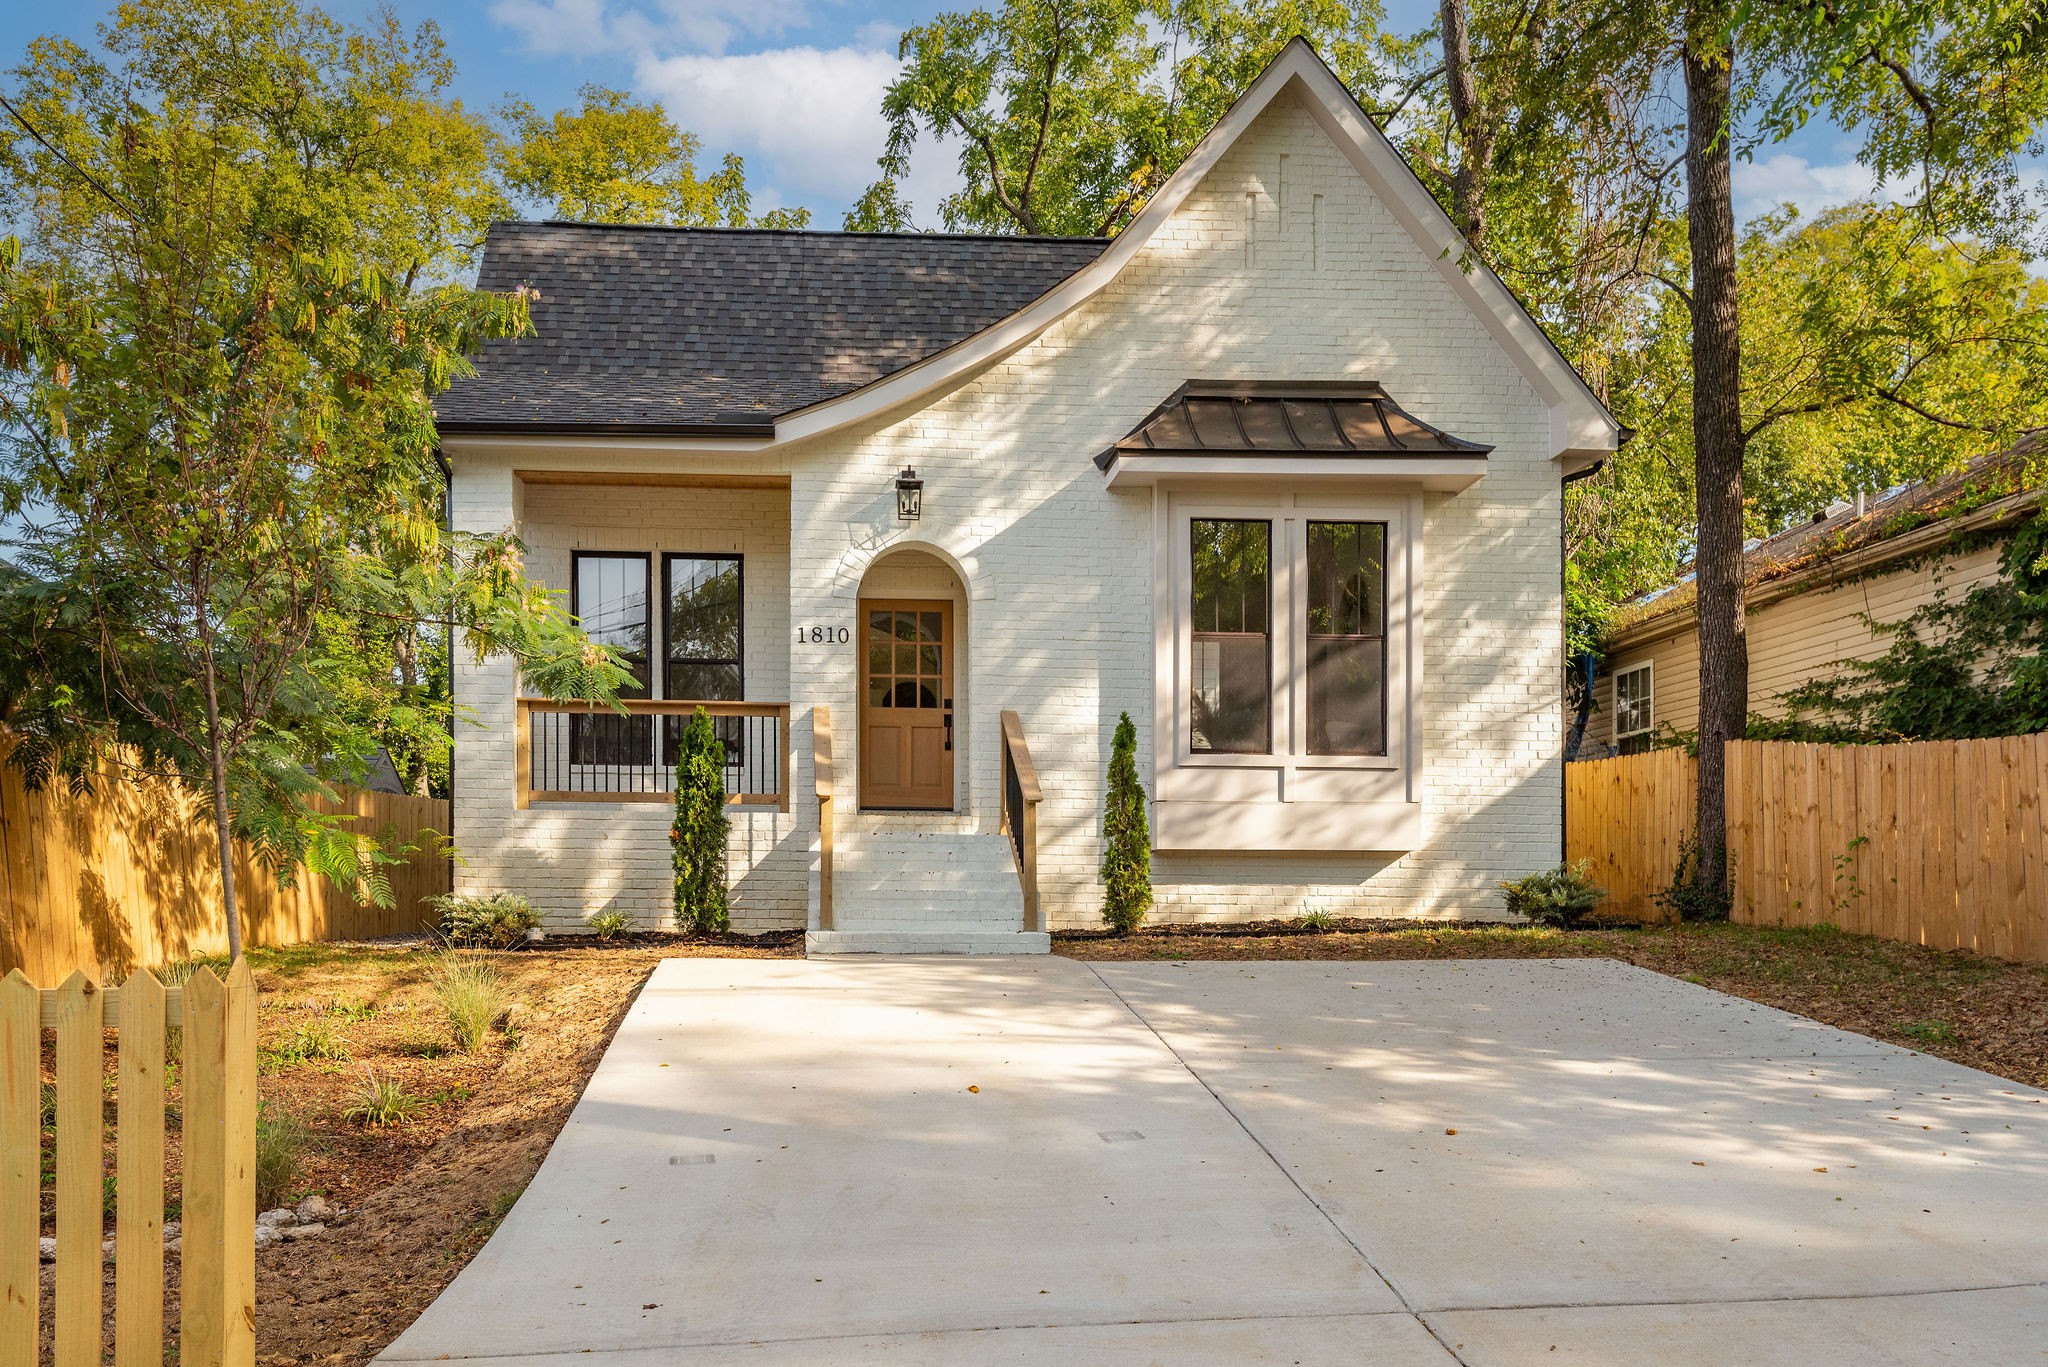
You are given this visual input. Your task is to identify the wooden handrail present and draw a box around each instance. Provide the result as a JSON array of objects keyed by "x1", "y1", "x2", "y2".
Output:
[
  {"x1": 814, "y1": 706, "x2": 834, "y2": 932},
  {"x1": 516, "y1": 698, "x2": 792, "y2": 813},
  {"x1": 998, "y1": 710, "x2": 1042, "y2": 933}
]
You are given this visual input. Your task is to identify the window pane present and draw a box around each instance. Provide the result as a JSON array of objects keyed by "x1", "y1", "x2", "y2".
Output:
[
  {"x1": 572, "y1": 555, "x2": 651, "y2": 765},
  {"x1": 1308, "y1": 638, "x2": 1385, "y2": 755},
  {"x1": 1190, "y1": 519, "x2": 1270, "y2": 754},
  {"x1": 666, "y1": 557, "x2": 740, "y2": 665},
  {"x1": 1615, "y1": 667, "x2": 1652, "y2": 736},
  {"x1": 1306, "y1": 522, "x2": 1386, "y2": 756},
  {"x1": 1307, "y1": 522, "x2": 1385, "y2": 637}
]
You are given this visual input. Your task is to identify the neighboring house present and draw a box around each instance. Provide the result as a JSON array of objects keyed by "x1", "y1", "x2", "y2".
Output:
[
  {"x1": 436, "y1": 42, "x2": 1622, "y2": 952},
  {"x1": 1582, "y1": 438, "x2": 2044, "y2": 757}
]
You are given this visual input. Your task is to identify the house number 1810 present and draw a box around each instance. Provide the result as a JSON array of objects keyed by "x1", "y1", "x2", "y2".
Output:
[{"x1": 796, "y1": 626, "x2": 851, "y2": 644}]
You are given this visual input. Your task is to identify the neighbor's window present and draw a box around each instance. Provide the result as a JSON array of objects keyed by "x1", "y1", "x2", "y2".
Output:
[
  {"x1": 570, "y1": 552, "x2": 652, "y2": 765},
  {"x1": 1190, "y1": 518, "x2": 1271, "y2": 754},
  {"x1": 662, "y1": 554, "x2": 743, "y2": 763},
  {"x1": 1306, "y1": 521, "x2": 1387, "y2": 755},
  {"x1": 1614, "y1": 663, "x2": 1653, "y2": 755}
]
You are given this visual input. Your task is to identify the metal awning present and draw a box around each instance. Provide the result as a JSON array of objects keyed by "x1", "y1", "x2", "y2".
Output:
[{"x1": 1096, "y1": 381, "x2": 1491, "y2": 491}]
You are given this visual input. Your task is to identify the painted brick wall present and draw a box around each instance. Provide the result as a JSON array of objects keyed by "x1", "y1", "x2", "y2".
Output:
[
  {"x1": 450, "y1": 90, "x2": 1568, "y2": 932},
  {"x1": 450, "y1": 482, "x2": 807, "y2": 931}
]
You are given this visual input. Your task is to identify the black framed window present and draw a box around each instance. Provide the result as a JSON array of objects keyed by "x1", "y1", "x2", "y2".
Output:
[
  {"x1": 662, "y1": 554, "x2": 743, "y2": 764},
  {"x1": 1306, "y1": 521, "x2": 1387, "y2": 755},
  {"x1": 570, "y1": 552, "x2": 652, "y2": 765},
  {"x1": 1190, "y1": 518, "x2": 1271, "y2": 754}
]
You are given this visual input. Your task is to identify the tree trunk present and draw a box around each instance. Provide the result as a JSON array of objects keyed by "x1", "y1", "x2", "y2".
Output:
[
  {"x1": 1684, "y1": 9, "x2": 1746, "y2": 909},
  {"x1": 199, "y1": 651, "x2": 244, "y2": 960},
  {"x1": 1440, "y1": 0, "x2": 1495, "y2": 246}
]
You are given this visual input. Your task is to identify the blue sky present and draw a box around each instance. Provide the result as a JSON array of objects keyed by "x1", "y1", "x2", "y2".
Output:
[{"x1": 2, "y1": 0, "x2": 1936, "y2": 230}]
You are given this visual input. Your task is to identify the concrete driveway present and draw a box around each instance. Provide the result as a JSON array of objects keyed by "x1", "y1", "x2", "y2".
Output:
[{"x1": 377, "y1": 956, "x2": 2048, "y2": 1366}]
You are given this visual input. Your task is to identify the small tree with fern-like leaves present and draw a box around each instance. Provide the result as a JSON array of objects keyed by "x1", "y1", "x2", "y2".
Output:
[
  {"x1": 1101, "y1": 711, "x2": 1152, "y2": 934},
  {"x1": 672, "y1": 707, "x2": 730, "y2": 933}
]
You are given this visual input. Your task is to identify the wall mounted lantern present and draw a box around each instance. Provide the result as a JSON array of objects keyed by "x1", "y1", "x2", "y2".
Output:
[{"x1": 895, "y1": 466, "x2": 924, "y2": 522}]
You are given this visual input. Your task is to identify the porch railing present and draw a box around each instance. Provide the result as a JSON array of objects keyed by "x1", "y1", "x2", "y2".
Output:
[
  {"x1": 516, "y1": 699, "x2": 791, "y2": 813},
  {"x1": 998, "y1": 710, "x2": 1042, "y2": 932}
]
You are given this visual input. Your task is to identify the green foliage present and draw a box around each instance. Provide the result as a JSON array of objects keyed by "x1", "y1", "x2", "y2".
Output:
[
  {"x1": 255, "y1": 1103, "x2": 312, "y2": 1207},
  {"x1": 1498, "y1": 860, "x2": 1609, "y2": 929},
  {"x1": 264, "y1": 1018, "x2": 351, "y2": 1069},
  {"x1": 1295, "y1": 910, "x2": 1336, "y2": 932},
  {"x1": 433, "y1": 892, "x2": 541, "y2": 948},
  {"x1": 585, "y1": 908, "x2": 632, "y2": 941},
  {"x1": 343, "y1": 1070, "x2": 424, "y2": 1127},
  {"x1": 1100, "y1": 711, "x2": 1153, "y2": 934},
  {"x1": 1657, "y1": 834, "x2": 1730, "y2": 923},
  {"x1": 433, "y1": 951, "x2": 508, "y2": 1053},
  {"x1": 1749, "y1": 518, "x2": 2048, "y2": 742},
  {"x1": 671, "y1": 707, "x2": 731, "y2": 934},
  {"x1": 854, "y1": 0, "x2": 1401, "y2": 235},
  {"x1": 0, "y1": 0, "x2": 631, "y2": 956},
  {"x1": 499, "y1": 83, "x2": 808, "y2": 228}
]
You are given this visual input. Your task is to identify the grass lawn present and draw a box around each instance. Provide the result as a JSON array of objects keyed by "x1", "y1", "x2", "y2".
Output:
[{"x1": 37, "y1": 920, "x2": 2035, "y2": 1365}]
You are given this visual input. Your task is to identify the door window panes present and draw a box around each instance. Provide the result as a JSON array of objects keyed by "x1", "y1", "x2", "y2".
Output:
[
  {"x1": 1306, "y1": 521, "x2": 1387, "y2": 756},
  {"x1": 1190, "y1": 519, "x2": 1271, "y2": 754},
  {"x1": 868, "y1": 609, "x2": 943, "y2": 709}
]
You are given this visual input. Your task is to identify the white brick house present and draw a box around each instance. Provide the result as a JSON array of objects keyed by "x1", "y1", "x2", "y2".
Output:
[{"x1": 438, "y1": 42, "x2": 1622, "y2": 952}]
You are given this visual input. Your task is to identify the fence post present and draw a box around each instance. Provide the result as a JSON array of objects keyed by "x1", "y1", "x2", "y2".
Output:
[
  {"x1": 0, "y1": 971, "x2": 37, "y2": 1364},
  {"x1": 182, "y1": 960, "x2": 258, "y2": 1367}
]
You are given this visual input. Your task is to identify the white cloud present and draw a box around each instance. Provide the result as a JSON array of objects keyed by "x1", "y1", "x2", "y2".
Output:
[
  {"x1": 636, "y1": 44, "x2": 962, "y2": 222},
  {"x1": 490, "y1": 0, "x2": 814, "y2": 59},
  {"x1": 1734, "y1": 153, "x2": 1915, "y2": 222}
]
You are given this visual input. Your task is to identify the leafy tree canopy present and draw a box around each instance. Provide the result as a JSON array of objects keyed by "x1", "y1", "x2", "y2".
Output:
[{"x1": 500, "y1": 83, "x2": 810, "y2": 229}]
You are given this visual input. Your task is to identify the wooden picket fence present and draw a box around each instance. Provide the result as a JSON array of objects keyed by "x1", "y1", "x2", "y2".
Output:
[
  {"x1": 1565, "y1": 735, "x2": 2048, "y2": 961},
  {"x1": 0, "y1": 741, "x2": 451, "y2": 981},
  {"x1": 1564, "y1": 747, "x2": 1699, "y2": 921},
  {"x1": 2, "y1": 962, "x2": 256, "y2": 1367}
]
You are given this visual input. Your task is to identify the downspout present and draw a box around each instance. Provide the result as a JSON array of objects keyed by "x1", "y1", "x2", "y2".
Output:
[{"x1": 1560, "y1": 458, "x2": 1607, "y2": 862}]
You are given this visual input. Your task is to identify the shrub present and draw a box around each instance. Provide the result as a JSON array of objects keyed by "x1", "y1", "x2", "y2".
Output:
[
  {"x1": 343, "y1": 1070, "x2": 423, "y2": 1127},
  {"x1": 265, "y1": 1017, "x2": 350, "y2": 1068},
  {"x1": 255, "y1": 1103, "x2": 311, "y2": 1206},
  {"x1": 432, "y1": 892, "x2": 540, "y2": 948},
  {"x1": 1500, "y1": 860, "x2": 1610, "y2": 929},
  {"x1": 586, "y1": 908, "x2": 632, "y2": 941},
  {"x1": 435, "y1": 952, "x2": 508, "y2": 1053},
  {"x1": 1100, "y1": 711, "x2": 1153, "y2": 934},
  {"x1": 672, "y1": 706, "x2": 730, "y2": 933}
]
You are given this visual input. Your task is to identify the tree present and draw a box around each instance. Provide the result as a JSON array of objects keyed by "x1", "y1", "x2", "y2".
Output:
[
  {"x1": 850, "y1": 0, "x2": 1404, "y2": 235},
  {"x1": 0, "y1": 0, "x2": 630, "y2": 957},
  {"x1": 500, "y1": 84, "x2": 810, "y2": 229},
  {"x1": 1101, "y1": 711, "x2": 1153, "y2": 933},
  {"x1": 671, "y1": 707, "x2": 731, "y2": 933}
]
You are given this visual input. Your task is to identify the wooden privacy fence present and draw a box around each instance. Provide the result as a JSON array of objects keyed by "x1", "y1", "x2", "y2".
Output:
[
  {"x1": 1564, "y1": 747, "x2": 1699, "y2": 921},
  {"x1": 0, "y1": 744, "x2": 451, "y2": 980},
  {"x1": 2, "y1": 962, "x2": 257, "y2": 1367},
  {"x1": 1565, "y1": 735, "x2": 2048, "y2": 961}
]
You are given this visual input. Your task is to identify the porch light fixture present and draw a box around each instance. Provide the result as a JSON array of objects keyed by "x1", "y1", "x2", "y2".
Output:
[{"x1": 895, "y1": 466, "x2": 924, "y2": 521}]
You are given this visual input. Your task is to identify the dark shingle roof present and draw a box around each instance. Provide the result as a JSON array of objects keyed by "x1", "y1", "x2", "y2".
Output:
[
  {"x1": 1096, "y1": 381, "x2": 1490, "y2": 467},
  {"x1": 437, "y1": 223, "x2": 1108, "y2": 432}
]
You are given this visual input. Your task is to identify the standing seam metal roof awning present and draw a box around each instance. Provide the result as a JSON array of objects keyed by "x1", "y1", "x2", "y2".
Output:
[{"x1": 1095, "y1": 381, "x2": 1492, "y2": 492}]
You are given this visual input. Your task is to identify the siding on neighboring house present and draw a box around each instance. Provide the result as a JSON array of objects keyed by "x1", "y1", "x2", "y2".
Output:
[{"x1": 1586, "y1": 539, "x2": 2010, "y2": 752}]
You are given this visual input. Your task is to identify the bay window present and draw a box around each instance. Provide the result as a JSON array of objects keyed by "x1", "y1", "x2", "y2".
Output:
[
  {"x1": 1189, "y1": 519, "x2": 1272, "y2": 754},
  {"x1": 1306, "y1": 521, "x2": 1386, "y2": 756}
]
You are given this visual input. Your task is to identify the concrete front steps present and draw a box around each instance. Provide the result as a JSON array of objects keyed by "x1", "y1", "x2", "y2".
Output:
[{"x1": 807, "y1": 827, "x2": 1048, "y2": 956}]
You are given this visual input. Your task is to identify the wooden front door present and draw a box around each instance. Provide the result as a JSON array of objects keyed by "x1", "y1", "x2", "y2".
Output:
[{"x1": 859, "y1": 599, "x2": 953, "y2": 810}]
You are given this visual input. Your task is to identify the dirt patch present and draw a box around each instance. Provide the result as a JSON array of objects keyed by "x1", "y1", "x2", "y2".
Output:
[{"x1": 1059, "y1": 920, "x2": 2048, "y2": 1090}]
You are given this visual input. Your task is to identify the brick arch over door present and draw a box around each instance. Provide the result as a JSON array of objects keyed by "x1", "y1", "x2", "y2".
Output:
[{"x1": 854, "y1": 547, "x2": 972, "y2": 814}]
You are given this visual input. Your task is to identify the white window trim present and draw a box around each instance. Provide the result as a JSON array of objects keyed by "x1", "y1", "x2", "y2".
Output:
[
  {"x1": 1613, "y1": 660, "x2": 1654, "y2": 740},
  {"x1": 1152, "y1": 486, "x2": 1422, "y2": 812}
]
